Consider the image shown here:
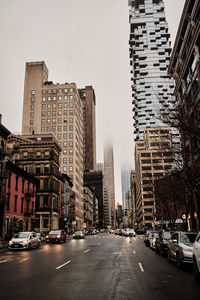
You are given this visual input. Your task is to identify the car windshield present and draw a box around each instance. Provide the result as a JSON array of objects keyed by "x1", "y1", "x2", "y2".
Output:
[
  {"x1": 75, "y1": 231, "x2": 82, "y2": 234},
  {"x1": 36, "y1": 233, "x2": 41, "y2": 236},
  {"x1": 49, "y1": 231, "x2": 61, "y2": 235},
  {"x1": 163, "y1": 232, "x2": 172, "y2": 240},
  {"x1": 14, "y1": 232, "x2": 30, "y2": 239},
  {"x1": 180, "y1": 233, "x2": 197, "y2": 244}
]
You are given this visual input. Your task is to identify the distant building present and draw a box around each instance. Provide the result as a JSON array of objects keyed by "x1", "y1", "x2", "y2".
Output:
[
  {"x1": 104, "y1": 145, "x2": 115, "y2": 228},
  {"x1": 83, "y1": 170, "x2": 103, "y2": 228},
  {"x1": 116, "y1": 203, "x2": 123, "y2": 228},
  {"x1": 135, "y1": 127, "x2": 175, "y2": 229},
  {"x1": 103, "y1": 186, "x2": 111, "y2": 227},
  {"x1": 121, "y1": 169, "x2": 131, "y2": 211},
  {"x1": 79, "y1": 86, "x2": 96, "y2": 170}
]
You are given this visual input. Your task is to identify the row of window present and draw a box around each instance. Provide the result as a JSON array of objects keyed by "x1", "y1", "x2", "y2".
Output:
[
  {"x1": 42, "y1": 95, "x2": 73, "y2": 101},
  {"x1": 41, "y1": 110, "x2": 74, "y2": 116},
  {"x1": 41, "y1": 118, "x2": 73, "y2": 124},
  {"x1": 6, "y1": 193, "x2": 34, "y2": 214},
  {"x1": 41, "y1": 102, "x2": 73, "y2": 109},
  {"x1": 40, "y1": 128, "x2": 74, "y2": 139},
  {"x1": 31, "y1": 88, "x2": 74, "y2": 95},
  {"x1": 63, "y1": 166, "x2": 73, "y2": 172},
  {"x1": 23, "y1": 151, "x2": 50, "y2": 159}
]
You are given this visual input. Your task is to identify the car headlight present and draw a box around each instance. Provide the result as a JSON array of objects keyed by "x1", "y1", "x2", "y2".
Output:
[
  {"x1": 22, "y1": 240, "x2": 28, "y2": 244},
  {"x1": 46, "y1": 236, "x2": 49, "y2": 239},
  {"x1": 9, "y1": 241, "x2": 13, "y2": 246}
]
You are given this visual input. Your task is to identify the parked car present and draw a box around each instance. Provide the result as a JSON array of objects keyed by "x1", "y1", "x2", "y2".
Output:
[
  {"x1": 155, "y1": 230, "x2": 174, "y2": 256},
  {"x1": 73, "y1": 231, "x2": 85, "y2": 239},
  {"x1": 193, "y1": 232, "x2": 200, "y2": 279},
  {"x1": 124, "y1": 229, "x2": 136, "y2": 237},
  {"x1": 150, "y1": 232, "x2": 159, "y2": 250},
  {"x1": 9, "y1": 231, "x2": 40, "y2": 250},
  {"x1": 168, "y1": 231, "x2": 198, "y2": 267},
  {"x1": 120, "y1": 229, "x2": 125, "y2": 236},
  {"x1": 115, "y1": 229, "x2": 121, "y2": 235},
  {"x1": 144, "y1": 230, "x2": 157, "y2": 247},
  {"x1": 46, "y1": 230, "x2": 67, "y2": 243},
  {"x1": 36, "y1": 232, "x2": 46, "y2": 243}
]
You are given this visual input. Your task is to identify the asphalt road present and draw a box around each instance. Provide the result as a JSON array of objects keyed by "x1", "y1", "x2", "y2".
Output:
[{"x1": 0, "y1": 233, "x2": 200, "y2": 300}]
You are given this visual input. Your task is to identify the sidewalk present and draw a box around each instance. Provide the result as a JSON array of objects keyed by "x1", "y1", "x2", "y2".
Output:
[{"x1": 0, "y1": 241, "x2": 9, "y2": 253}]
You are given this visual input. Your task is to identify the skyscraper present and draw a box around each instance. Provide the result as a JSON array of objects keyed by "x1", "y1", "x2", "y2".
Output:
[
  {"x1": 22, "y1": 61, "x2": 84, "y2": 229},
  {"x1": 104, "y1": 145, "x2": 115, "y2": 228},
  {"x1": 129, "y1": 0, "x2": 175, "y2": 141},
  {"x1": 121, "y1": 169, "x2": 131, "y2": 211}
]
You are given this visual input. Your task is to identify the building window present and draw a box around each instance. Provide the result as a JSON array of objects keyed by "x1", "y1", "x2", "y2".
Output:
[
  {"x1": 14, "y1": 195, "x2": 18, "y2": 212},
  {"x1": 42, "y1": 104, "x2": 45, "y2": 109},
  {"x1": 46, "y1": 126, "x2": 50, "y2": 131},
  {"x1": 69, "y1": 149, "x2": 73, "y2": 155},
  {"x1": 30, "y1": 112, "x2": 34, "y2": 118},
  {"x1": 31, "y1": 90, "x2": 35, "y2": 95},
  {"x1": 7, "y1": 193, "x2": 10, "y2": 210},
  {"x1": 41, "y1": 127, "x2": 45, "y2": 132},
  {"x1": 57, "y1": 134, "x2": 61, "y2": 139},
  {"x1": 63, "y1": 142, "x2": 67, "y2": 146},
  {"x1": 69, "y1": 102, "x2": 73, "y2": 107},
  {"x1": 58, "y1": 96, "x2": 62, "y2": 100},
  {"x1": 52, "y1": 119, "x2": 56, "y2": 124},
  {"x1": 41, "y1": 111, "x2": 45, "y2": 116},
  {"x1": 69, "y1": 110, "x2": 73, "y2": 115},
  {"x1": 63, "y1": 133, "x2": 67, "y2": 139},
  {"x1": 36, "y1": 151, "x2": 41, "y2": 158},
  {"x1": 47, "y1": 111, "x2": 51, "y2": 116},
  {"x1": 22, "y1": 180, "x2": 25, "y2": 193},
  {"x1": 63, "y1": 158, "x2": 67, "y2": 163},
  {"x1": 31, "y1": 97, "x2": 35, "y2": 103},
  {"x1": 44, "y1": 179, "x2": 49, "y2": 191},
  {"x1": 69, "y1": 141, "x2": 73, "y2": 146},
  {"x1": 52, "y1": 111, "x2": 56, "y2": 116},
  {"x1": 45, "y1": 151, "x2": 50, "y2": 158},
  {"x1": 58, "y1": 88, "x2": 62, "y2": 93},
  {"x1": 63, "y1": 150, "x2": 67, "y2": 155},
  {"x1": 30, "y1": 120, "x2": 34, "y2": 125},
  {"x1": 69, "y1": 125, "x2": 73, "y2": 131},
  {"x1": 47, "y1": 119, "x2": 51, "y2": 124},
  {"x1": 58, "y1": 118, "x2": 62, "y2": 123},
  {"x1": 42, "y1": 97, "x2": 46, "y2": 102},
  {"x1": 63, "y1": 125, "x2": 67, "y2": 131},
  {"x1": 69, "y1": 117, "x2": 73, "y2": 123},
  {"x1": 64, "y1": 95, "x2": 68, "y2": 100},
  {"x1": 69, "y1": 166, "x2": 73, "y2": 172},
  {"x1": 21, "y1": 197, "x2": 24, "y2": 213},
  {"x1": 52, "y1": 103, "x2": 56, "y2": 108},
  {"x1": 22, "y1": 165, "x2": 27, "y2": 172},
  {"x1": 31, "y1": 105, "x2": 34, "y2": 110},
  {"x1": 48, "y1": 96, "x2": 51, "y2": 101},
  {"x1": 64, "y1": 88, "x2": 68, "y2": 93},
  {"x1": 53, "y1": 89, "x2": 56, "y2": 94},
  {"x1": 69, "y1": 158, "x2": 73, "y2": 163},
  {"x1": 44, "y1": 164, "x2": 50, "y2": 173},
  {"x1": 58, "y1": 126, "x2": 62, "y2": 131},
  {"x1": 64, "y1": 110, "x2": 67, "y2": 115},
  {"x1": 48, "y1": 89, "x2": 51, "y2": 94},
  {"x1": 63, "y1": 166, "x2": 67, "y2": 172},
  {"x1": 47, "y1": 104, "x2": 51, "y2": 109},
  {"x1": 36, "y1": 164, "x2": 41, "y2": 174},
  {"x1": 70, "y1": 88, "x2": 73, "y2": 92},
  {"x1": 70, "y1": 95, "x2": 73, "y2": 100},
  {"x1": 52, "y1": 126, "x2": 56, "y2": 131},
  {"x1": 69, "y1": 133, "x2": 73, "y2": 138},
  {"x1": 58, "y1": 103, "x2": 62, "y2": 108},
  {"x1": 42, "y1": 90, "x2": 46, "y2": 94},
  {"x1": 64, "y1": 118, "x2": 67, "y2": 123},
  {"x1": 53, "y1": 96, "x2": 56, "y2": 101},
  {"x1": 64, "y1": 103, "x2": 67, "y2": 108}
]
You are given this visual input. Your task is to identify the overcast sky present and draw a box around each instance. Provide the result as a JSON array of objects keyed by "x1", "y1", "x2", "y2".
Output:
[{"x1": 0, "y1": 0, "x2": 185, "y2": 205}]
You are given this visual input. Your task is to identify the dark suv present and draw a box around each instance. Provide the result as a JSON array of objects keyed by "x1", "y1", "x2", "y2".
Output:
[{"x1": 155, "y1": 230, "x2": 174, "y2": 256}]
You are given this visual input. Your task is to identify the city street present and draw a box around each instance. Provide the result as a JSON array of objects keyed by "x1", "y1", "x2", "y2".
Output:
[{"x1": 0, "y1": 233, "x2": 200, "y2": 299}]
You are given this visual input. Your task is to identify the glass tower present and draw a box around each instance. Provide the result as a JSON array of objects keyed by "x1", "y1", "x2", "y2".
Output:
[{"x1": 129, "y1": 0, "x2": 175, "y2": 141}]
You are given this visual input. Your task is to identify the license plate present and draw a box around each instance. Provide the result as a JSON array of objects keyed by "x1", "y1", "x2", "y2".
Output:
[{"x1": 14, "y1": 244, "x2": 19, "y2": 248}]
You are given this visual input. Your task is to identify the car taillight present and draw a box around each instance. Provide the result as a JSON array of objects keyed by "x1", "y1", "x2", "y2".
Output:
[
  {"x1": 57, "y1": 235, "x2": 61, "y2": 238},
  {"x1": 46, "y1": 236, "x2": 49, "y2": 238}
]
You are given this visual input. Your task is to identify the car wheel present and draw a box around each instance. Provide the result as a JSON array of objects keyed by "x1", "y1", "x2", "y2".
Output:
[
  {"x1": 36, "y1": 242, "x2": 40, "y2": 249},
  {"x1": 193, "y1": 258, "x2": 200, "y2": 280},
  {"x1": 28, "y1": 243, "x2": 32, "y2": 250},
  {"x1": 155, "y1": 246, "x2": 159, "y2": 253},
  {"x1": 176, "y1": 253, "x2": 182, "y2": 268}
]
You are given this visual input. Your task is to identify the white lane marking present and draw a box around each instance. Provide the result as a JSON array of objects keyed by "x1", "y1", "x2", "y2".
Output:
[
  {"x1": 84, "y1": 249, "x2": 90, "y2": 253},
  {"x1": 56, "y1": 260, "x2": 71, "y2": 270},
  {"x1": 138, "y1": 262, "x2": 144, "y2": 272},
  {"x1": 37, "y1": 249, "x2": 45, "y2": 253},
  {"x1": 98, "y1": 242, "x2": 101, "y2": 245},
  {"x1": 0, "y1": 259, "x2": 8, "y2": 264},
  {"x1": 133, "y1": 250, "x2": 136, "y2": 254}
]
